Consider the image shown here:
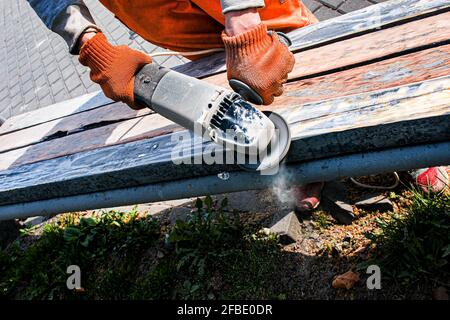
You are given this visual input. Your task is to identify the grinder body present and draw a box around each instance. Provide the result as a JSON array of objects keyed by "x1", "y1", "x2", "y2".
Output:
[{"x1": 134, "y1": 64, "x2": 291, "y2": 171}]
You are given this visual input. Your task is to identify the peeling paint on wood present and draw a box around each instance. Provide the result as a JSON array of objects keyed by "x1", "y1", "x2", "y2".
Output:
[
  {"x1": 0, "y1": 91, "x2": 113, "y2": 136},
  {"x1": 0, "y1": 104, "x2": 151, "y2": 154},
  {"x1": 0, "y1": 113, "x2": 178, "y2": 171},
  {"x1": 278, "y1": 45, "x2": 450, "y2": 105},
  {"x1": 288, "y1": 0, "x2": 450, "y2": 51}
]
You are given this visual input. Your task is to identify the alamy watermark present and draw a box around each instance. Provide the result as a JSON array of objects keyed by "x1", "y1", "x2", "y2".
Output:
[
  {"x1": 66, "y1": 265, "x2": 82, "y2": 291},
  {"x1": 366, "y1": 265, "x2": 381, "y2": 290}
]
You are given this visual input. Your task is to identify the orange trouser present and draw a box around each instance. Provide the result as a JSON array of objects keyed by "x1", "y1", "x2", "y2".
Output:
[{"x1": 99, "y1": 0, "x2": 317, "y2": 57}]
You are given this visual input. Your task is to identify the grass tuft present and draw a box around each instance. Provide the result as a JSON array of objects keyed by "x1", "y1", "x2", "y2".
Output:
[
  {"x1": 366, "y1": 189, "x2": 450, "y2": 286},
  {"x1": 0, "y1": 198, "x2": 281, "y2": 299}
]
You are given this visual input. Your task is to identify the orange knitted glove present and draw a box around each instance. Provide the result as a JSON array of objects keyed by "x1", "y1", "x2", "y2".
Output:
[
  {"x1": 79, "y1": 33, "x2": 152, "y2": 109},
  {"x1": 222, "y1": 24, "x2": 295, "y2": 105}
]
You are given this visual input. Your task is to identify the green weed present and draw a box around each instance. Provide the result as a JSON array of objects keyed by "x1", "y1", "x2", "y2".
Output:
[
  {"x1": 0, "y1": 198, "x2": 282, "y2": 300},
  {"x1": 366, "y1": 189, "x2": 450, "y2": 286}
]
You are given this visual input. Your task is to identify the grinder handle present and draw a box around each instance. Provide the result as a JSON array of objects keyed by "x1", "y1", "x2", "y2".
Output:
[{"x1": 134, "y1": 63, "x2": 170, "y2": 110}]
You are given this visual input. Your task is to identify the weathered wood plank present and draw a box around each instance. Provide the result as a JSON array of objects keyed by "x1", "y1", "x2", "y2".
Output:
[
  {"x1": 289, "y1": 12, "x2": 450, "y2": 80},
  {"x1": 0, "y1": 102, "x2": 151, "y2": 154},
  {"x1": 205, "y1": 12, "x2": 450, "y2": 87},
  {"x1": 284, "y1": 76, "x2": 450, "y2": 138},
  {"x1": 1, "y1": 47, "x2": 449, "y2": 167},
  {"x1": 0, "y1": 91, "x2": 113, "y2": 136},
  {"x1": 278, "y1": 44, "x2": 450, "y2": 105},
  {"x1": 1, "y1": 76, "x2": 448, "y2": 204},
  {"x1": 288, "y1": 0, "x2": 450, "y2": 51},
  {"x1": 0, "y1": 114, "x2": 178, "y2": 171},
  {"x1": 174, "y1": 52, "x2": 226, "y2": 79},
  {"x1": 173, "y1": 0, "x2": 450, "y2": 79}
]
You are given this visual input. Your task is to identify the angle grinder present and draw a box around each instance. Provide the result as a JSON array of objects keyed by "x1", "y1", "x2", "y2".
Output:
[{"x1": 133, "y1": 33, "x2": 291, "y2": 172}]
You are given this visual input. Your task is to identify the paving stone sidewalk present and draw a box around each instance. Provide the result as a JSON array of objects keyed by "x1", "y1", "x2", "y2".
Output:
[{"x1": 0, "y1": 0, "x2": 383, "y2": 120}]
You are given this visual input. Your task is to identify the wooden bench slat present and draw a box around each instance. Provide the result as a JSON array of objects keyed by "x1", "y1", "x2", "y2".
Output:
[
  {"x1": 173, "y1": 0, "x2": 450, "y2": 79},
  {"x1": 1, "y1": 76, "x2": 448, "y2": 205},
  {"x1": 288, "y1": 0, "x2": 450, "y2": 51},
  {"x1": 0, "y1": 91, "x2": 113, "y2": 136},
  {"x1": 1, "y1": 45, "x2": 449, "y2": 169},
  {"x1": 0, "y1": 114, "x2": 178, "y2": 172},
  {"x1": 205, "y1": 12, "x2": 450, "y2": 87},
  {"x1": 286, "y1": 76, "x2": 450, "y2": 138},
  {"x1": 0, "y1": 103, "x2": 151, "y2": 154},
  {"x1": 279, "y1": 45, "x2": 450, "y2": 105}
]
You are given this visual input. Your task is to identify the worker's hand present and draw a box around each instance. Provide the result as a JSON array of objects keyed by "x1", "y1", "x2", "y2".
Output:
[
  {"x1": 79, "y1": 32, "x2": 152, "y2": 109},
  {"x1": 222, "y1": 23, "x2": 295, "y2": 105}
]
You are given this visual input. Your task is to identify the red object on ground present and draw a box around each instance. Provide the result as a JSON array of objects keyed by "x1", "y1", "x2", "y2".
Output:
[
  {"x1": 410, "y1": 166, "x2": 449, "y2": 193},
  {"x1": 293, "y1": 182, "x2": 325, "y2": 212}
]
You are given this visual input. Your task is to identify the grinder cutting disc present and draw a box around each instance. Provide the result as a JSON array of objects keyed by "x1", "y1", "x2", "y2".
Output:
[{"x1": 238, "y1": 111, "x2": 291, "y2": 173}]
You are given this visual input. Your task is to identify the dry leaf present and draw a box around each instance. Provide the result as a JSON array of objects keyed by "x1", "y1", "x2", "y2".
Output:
[{"x1": 332, "y1": 270, "x2": 360, "y2": 290}]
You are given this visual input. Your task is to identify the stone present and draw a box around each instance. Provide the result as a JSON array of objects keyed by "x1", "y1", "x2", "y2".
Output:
[
  {"x1": 302, "y1": 0, "x2": 321, "y2": 12},
  {"x1": 355, "y1": 193, "x2": 393, "y2": 212},
  {"x1": 267, "y1": 210, "x2": 302, "y2": 244},
  {"x1": 321, "y1": 181, "x2": 355, "y2": 225},
  {"x1": 319, "y1": 0, "x2": 344, "y2": 10},
  {"x1": 339, "y1": 0, "x2": 374, "y2": 13},
  {"x1": 314, "y1": 5, "x2": 341, "y2": 21},
  {"x1": 215, "y1": 190, "x2": 269, "y2": 213},
  {"x1": 168, "y1": 207, "x2": 193, "y2": 225},
  {"x1": 22, "y1": 215, "x2": 46, "y2": 227}
]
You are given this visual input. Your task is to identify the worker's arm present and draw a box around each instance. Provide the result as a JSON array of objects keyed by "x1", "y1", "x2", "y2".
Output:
[
  {"x1": 27, "y1": 0, "x2": 149, "y2": 109},
  {"x1": 28, "y1": 0, "x2": 293, "y2": 108},
  {"x1": 26, "y1": 0, "x2": 100, "y2": 53}
]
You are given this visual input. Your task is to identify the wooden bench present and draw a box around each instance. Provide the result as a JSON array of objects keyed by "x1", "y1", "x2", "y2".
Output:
[{"x1": 1, "y1": 0, "x2": 449, "y2": 220}]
